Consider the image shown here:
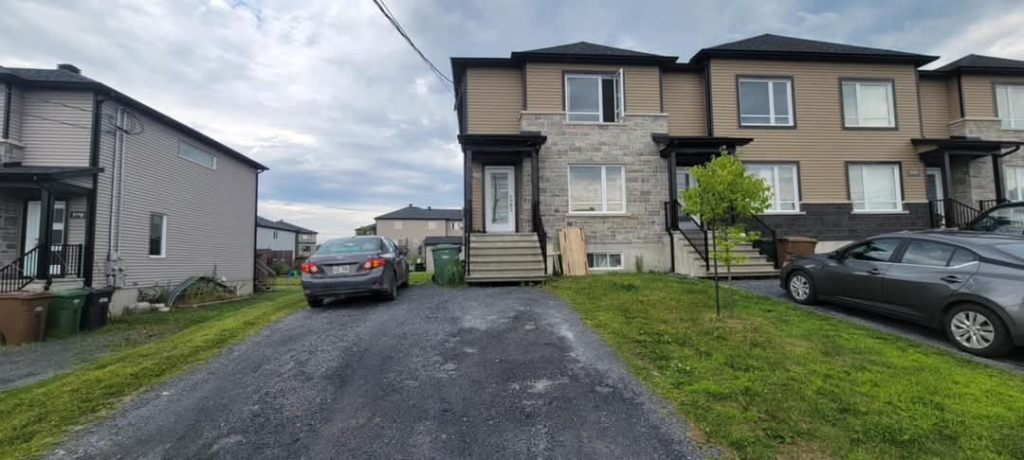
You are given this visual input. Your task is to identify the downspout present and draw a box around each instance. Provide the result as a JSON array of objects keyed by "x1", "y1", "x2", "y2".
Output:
[
  {"x1": 253, "y1": 169, "x2": 263, "y2": 291},
  {"x1": 115, "y1": 109, "x2": 129, "y2": 254},
  {"x1": 3, "y1": 83, "x2": 11, "y2": 140},
  {"x1": 703, "y1": 64, "x2": 714, "y2": 137},
  {"x1": 956, "y1": 73, "x2": 966, "y2": 119},
  {"x1": 84, "y1": 92, "x2": 107, "y2": 287},
  {"x1": 106, "y1": 107, "x2": 123, "y2": 262}
]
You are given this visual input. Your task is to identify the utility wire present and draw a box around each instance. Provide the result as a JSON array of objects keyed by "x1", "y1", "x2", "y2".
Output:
[
  {"x1": 22, "y1": 113, "x2": 92, "y2": 131},
  {"x1": 370, "y1": 0, "x2": 455, "y2": 96},
  {"x1": 17, "y1": 92, "x2": 93, "y2": 114}
]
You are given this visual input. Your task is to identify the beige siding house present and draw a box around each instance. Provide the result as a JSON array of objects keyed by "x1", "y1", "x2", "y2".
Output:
[
  {"x1": 0, "y1": 64, "x2": 266, "y2": 313},
  {"x1": 451, "y1": 34, "x2": 1024, "y2": 282},
  {"x1": 374, "y1": 205, "x2": 463, "y2": 260}
]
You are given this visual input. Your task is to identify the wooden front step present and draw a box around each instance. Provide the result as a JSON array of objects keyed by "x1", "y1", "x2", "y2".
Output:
[{"x1": 467, "y1": 233, "x2": 547, "y2": 283}]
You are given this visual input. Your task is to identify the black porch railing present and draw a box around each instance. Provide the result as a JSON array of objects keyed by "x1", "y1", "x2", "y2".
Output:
[
  {"x1": 532, "y1": 205, "x2": 548, "y2": 274},
  {"x1": 733, "y1": 214, "x2": 779, "y2": 269},
  {"x1": 929, "y1": 199, "x2": 981, "y2": 229},
  {"x1": 0, "y1": 244, "x2": 85, "y2": 294},
  {"x1": 666, "y1": 200, "x2": 779, "y2": 271},
  {"x1": 0, "y1": 246, "x2": 39, "y2": 293},
  {"x1": 979, "y1": 198, "x2": 1012, "y2": 211}
]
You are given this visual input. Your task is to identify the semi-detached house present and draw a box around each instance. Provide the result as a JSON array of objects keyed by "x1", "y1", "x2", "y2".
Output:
[
  {"x1": 0, "y1": 64, "x2": 267, "y2": 313},
  {"x1": 451, "y1": 34, "x2": 1024, "y2": 282}
]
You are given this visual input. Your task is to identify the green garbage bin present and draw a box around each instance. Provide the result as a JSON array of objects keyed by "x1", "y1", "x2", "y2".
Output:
[
  {"x1": 46, "y1": 288, "x2": 90, "y2": 339},
  {"x1": 431, "y1": 244, "x2": 462, "y2": 285}
]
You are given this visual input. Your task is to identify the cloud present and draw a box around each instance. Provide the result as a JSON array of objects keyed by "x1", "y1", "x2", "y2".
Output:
[{"x1": 4, "y1": 0, "x2": 1023, "y2": 237}]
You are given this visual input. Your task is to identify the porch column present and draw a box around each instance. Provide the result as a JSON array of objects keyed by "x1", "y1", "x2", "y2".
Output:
[
  {"x1": 992, "y1": 154, "x2": 1006, "y2": 202},
  {"x1": 35, "y1": 187, "x2": 54, "y2": 280},
  {"x1": 667, "y1": 151, "x2": 678, "y2": 229},
  {"x1": 942, "y1": 152, "x2": 955, "y2": 228},
  {"x1": 531, "y1": 147, "x2": 540, "y2": 228}
]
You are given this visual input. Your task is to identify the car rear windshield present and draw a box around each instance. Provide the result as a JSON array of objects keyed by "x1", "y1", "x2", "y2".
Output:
[
  {"x1": 996, "y1": 242, "x2": 1024, "y2": 260},
  {"x1": 317, "y1": 239, "x2": 382, "y2": 255}
]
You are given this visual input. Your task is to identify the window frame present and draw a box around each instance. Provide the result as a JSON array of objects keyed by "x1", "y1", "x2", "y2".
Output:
[
  {"x1": 149, "y1": 213, "x2": 167, "y2": 258},
  {"x1": 841, "y1": 238, "x2": 903, "y2": 263},
  {"x1": 736, "y1": 76, "x2": 796, "y2": 128},
  {"x1": 394, "y1": 221, "x2": 402, "y2": 230},
  {"x1": 840, "y1": 78, "x2": 897, "y2": 129},
  {"x1": 587, "y1": 251, "x2": 624, "y2": 271},
  {"x1": 179, "y1": 141, "x2": 218, "y2": 169},
  {"x1": 563, "y1": 71, "x2": 625, "y2": 123},
  {"x1": 567, "y1": 164, "x2": 627, "y2": 214},
  {"x1": 428, "y1": 221, "x2": 437, "y2": 230},
  {"x1": 1006, "y1": 166, "x2": 1024, "y2": 201},
  {"x1": 847, "y1": 162, "x2": 904, "y2": 213},
  {"x1": 745, "y1": 162, "x2": 801, "y2": 213},
  {"x1": 994, "y1": 83, "x2": 1024, "y2": 130}
]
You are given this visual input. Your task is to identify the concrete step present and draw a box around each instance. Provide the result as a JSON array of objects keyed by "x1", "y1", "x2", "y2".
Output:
[
  {"x1": 471, "y1": 241, "x2": 540, "y2": 250},
  {"x1": 470, "y1": 262, "x2": 546, "y2": 272},
  {"x1": 471, "y1": 247, "x2": 542, "y2": 257},
  {"x1": 470, "y1": 233, "x2": 538, "y2": 242},
  {"x1": 470, "y1": 254, "x2": 544, "y2": 264},
  {"x1": 466, "y1": 273, "x2": 548, "y2": 283}
]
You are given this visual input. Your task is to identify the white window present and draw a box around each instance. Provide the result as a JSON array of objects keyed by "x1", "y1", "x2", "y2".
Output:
[
  {"x1": 565, "y1": 71, "x2": 624, "y2": 122},
  {"x1": 738, "y1": 77, "x2": 793, "y2": 126},
  {"x1": 995, "y1": 85, "x2": 1024, "y2": 129},
  {"x1": 587, "y1": 251, "x2": 623, "y2": 270},
  {"x1": 428, "y1": 221, "x2": 437, "y2": 230},
  {"x1": 848, "y1": 164, "x2": 903, "y2": 212},
  {"x1": 451, "y1": 221, "x2": 462, "y2": 230},
  {"x1": 1007, "y1": 166, "x2": 1024, "y2": 201},
  {"x1": 179, "y1": 142, "x2": 217, "y2": 169},
  {"x1": 842, "y1": 80, "x2": 895, "y2": 128},
  {"x1": 149, "y1": 213, "x2": 167, "y2": 257},
  {"x1": 568, "y1": 165, "x2": 625, "y2": 213},
  {"x1": 747, "y1": 163, "x2": 800, "y2": 212},
  {"x1": 273, "y1": 230, "x2": 278, "y2": 239},
  {"x1": 394, "y1": 221, "x2": 403, "y2": 230}
]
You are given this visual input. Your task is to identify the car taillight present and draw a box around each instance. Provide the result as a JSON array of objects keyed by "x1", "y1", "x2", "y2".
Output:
[
  {"x1": 363, "y1": 257, "x2": 386, "y2": 270},
  {"x1": 301, "y1": 262, "x2": 319, "y2": 274}
]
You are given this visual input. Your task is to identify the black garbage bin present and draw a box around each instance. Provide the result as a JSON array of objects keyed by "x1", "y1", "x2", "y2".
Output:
[{"x1": 81, "y1": 287, "x2": 115, "y2": 332}]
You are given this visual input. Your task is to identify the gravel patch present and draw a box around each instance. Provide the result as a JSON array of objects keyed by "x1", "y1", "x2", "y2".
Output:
[
  {"x1": 45, "y1": 285, "x2": 715, "y2": 460},
  {"x1": 0, "y1": 331, "x2": 133, "y2": 392},
  {"x1": 731, "y1": 279, "x2": 1024, "y2": 373}
]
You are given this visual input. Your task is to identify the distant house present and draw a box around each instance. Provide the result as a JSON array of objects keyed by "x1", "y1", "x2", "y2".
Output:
[
  {"x1": 256, "y1": 216, "x2": 318, "y2": 265},
  {"x1": 0, "y1": 63, "x2": 267, "y2": 313},
  {"x1": 374, "y1": 205, "x2": 463, "y2": 258},
  {"x1": 354, "y1": 223, "x2": 376, "y2": 235}
]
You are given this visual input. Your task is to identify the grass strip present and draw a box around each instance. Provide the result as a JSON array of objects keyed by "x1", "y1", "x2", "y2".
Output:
[
  {"x1": 0, "y1": 290, "x2": 305, "y2": 460},
  {"x1": 548, "y1": 273, "x2": 1024, "y2": 459}
]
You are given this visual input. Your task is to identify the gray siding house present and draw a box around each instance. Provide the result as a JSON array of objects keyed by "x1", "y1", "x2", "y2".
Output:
[
  {"x1": 256, "y1": 216, "x2": 318, "y2": 262},
  {"x1": 0, "y1": 64, "x2": 267, "y2": 313}
]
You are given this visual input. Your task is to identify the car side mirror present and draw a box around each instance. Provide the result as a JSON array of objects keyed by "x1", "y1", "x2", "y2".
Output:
[{"x1": 827, "y1": 251, "x2": 842, "y2": 260}]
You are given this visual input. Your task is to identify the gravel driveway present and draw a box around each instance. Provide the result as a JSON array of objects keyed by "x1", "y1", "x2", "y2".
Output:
[
  {"x1": 46, "y1": 285, "x2": 712, "y2": 460},
  {"x1": 732, "y1": 279, "x2": 1024, "y2": 373}
]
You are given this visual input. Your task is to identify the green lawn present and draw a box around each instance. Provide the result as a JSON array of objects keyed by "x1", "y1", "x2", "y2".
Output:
[
  {"x1": 0, "y1": 288, "x2": 306, "y2": 460},
  {"x1": 410, "y1": 271, "x2": 433, "y2": 286},
  {"x1": 548, "y1": 274, "x2": 1024, "y2": 460}
]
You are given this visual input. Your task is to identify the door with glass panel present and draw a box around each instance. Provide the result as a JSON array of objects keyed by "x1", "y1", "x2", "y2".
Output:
[
  {"x1": 484, "y1": 166, "x2": 515, "y2": 233},
  {"x1": 23, "y1": 200, "x2": 67, "y2": 276},
  {"x1": 925, "y1": 167, "x2": 945, "y2": 226},
  {"x1": 1007, "y1": 166, "x2": 1024, "y2": 202},
  {"x1": 676, "y1": 167, "x2": 700, "y2": 226}
]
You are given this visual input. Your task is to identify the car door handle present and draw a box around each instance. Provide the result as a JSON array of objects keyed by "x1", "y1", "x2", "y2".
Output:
[
  {"x1": 941, "y1": 275, "x2": 964, "y2": 284},
  {"x1": 867, "y1": 268, "x2": 883, "y2": 275}
]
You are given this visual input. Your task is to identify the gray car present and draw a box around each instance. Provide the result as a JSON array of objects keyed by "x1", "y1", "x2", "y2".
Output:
[
  {"x1": 301, "y1": 236, "x2": 410, "y2": 307},
  {"x1": 781, "y1": 231, "x2": 1024, "y2": 357}
]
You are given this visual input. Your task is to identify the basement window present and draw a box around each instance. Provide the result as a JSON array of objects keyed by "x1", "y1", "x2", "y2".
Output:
[
  {"x1": 565, "y1": 71, "x2": 624, "y2": 122},
  {"x1": 587, "y1": 251, "x2": 623, "y2": 270}
]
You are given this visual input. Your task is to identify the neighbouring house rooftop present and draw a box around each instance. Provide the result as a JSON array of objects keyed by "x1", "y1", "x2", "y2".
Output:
[
  {"x1": 0, "y1": 64, "x2": 268, "y2": 171},
  {"x1": 932, "y1": 54, "x2": 1024, "y2": 74},
  {"x1": 375, "y1": 205, "x2": 463, "y2": 221},
  {"x1": 424, "y1": 236, "x2": 463, "y2": 246},
  {"x1": 512, "y1": 41, "x2": 676, "y2": 60},
  {"x1": 689, "y1": 33, "x2": 938, "y2": 65},
  {"x1": 257, "y1": 216, "x2": 316, "y2": 234}
]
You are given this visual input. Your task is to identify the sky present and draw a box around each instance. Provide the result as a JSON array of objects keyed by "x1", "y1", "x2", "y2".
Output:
[{"x1": 3, "y1": 0, "x2": 1024, "y2": 240}]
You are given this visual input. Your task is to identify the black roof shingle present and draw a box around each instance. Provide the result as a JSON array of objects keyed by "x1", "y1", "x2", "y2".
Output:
[
  {"x1": 515, "y1": 41, "x2": 666, "y2": 58},
  {"x1": 934, "y1": 54, "x2": 1024, "y2": 73},
  {"x1": 375, "y1": 205, "x2": 463, "y2": 221},
  {"x1": 257, "y1": 216, "x2": 317, "y2": 234},
  {"x1": 691, "y1": 33, "x2": 937, "y2": 65}
]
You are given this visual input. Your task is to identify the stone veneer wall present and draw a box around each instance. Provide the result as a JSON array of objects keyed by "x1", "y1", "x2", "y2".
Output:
[
  {"x1": 758, "y1": 203, "x2": 932, "y2": 242},
  {"x1": 521, "y1": 113, "x2": 672, "y2": 272},
  {"x1": 949, "y1": 119, "x2": 1024, "y2": 206},
  {"x1": 0, "y1": 196, "x2": 22, "y2": 267}
]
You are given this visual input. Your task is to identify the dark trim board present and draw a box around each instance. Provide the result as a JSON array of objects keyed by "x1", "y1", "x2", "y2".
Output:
[{"x1": 758, "y1": 203, "x2": 931, "y2": 241}]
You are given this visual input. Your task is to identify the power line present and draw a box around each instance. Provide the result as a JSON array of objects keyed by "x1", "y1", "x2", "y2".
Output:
[
  {"x1": 17, "y1": 92, "x2": 93, "y2": 114},
  {"x1": 22, "y1": 113, "x2": 92, "y2": 131},
  {"x1": 370, "y1": 0, "x2": 455, "y2": 96}
]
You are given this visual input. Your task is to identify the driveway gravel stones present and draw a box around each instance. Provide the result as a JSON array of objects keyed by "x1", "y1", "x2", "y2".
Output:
[{"x1": 45, "y1": 285, "x2": 714, "y2": 460}]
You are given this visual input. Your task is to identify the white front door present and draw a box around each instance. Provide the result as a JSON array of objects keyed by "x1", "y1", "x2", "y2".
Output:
[
  {"x1": 484, "y1": 166, "x2": 515, "y2": 233},
  {"x1": 676, "y1": 167, "x2": 700, "y2": 225},
  {"x1": 24, "y1": 200, "x2": 67, "y2": 276}
]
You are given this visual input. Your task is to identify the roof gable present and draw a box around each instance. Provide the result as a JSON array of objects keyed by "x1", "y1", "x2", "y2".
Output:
[
  {"x1": 508, "y1": 41, "x2": 677, "y2": 65},
  {"x1": 691, "y1": 33, "x2": 937, "y2": 66},
  {"x1": 516, "y1": 41, "x2": 665, "y2": 58}
]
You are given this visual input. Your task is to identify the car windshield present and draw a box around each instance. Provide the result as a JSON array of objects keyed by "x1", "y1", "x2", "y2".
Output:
[
  {"x1": 995, "y1": 242, "x2": 1024, "y2": 260},
  {"x1": 316, "y1": 238, "x2": 381, "y2": 255},
  {"x1": 968, "y1": 205, "x2": 1024, "y2": 235}
]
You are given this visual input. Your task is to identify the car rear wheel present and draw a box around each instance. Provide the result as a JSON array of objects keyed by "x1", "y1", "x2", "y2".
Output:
[
  {"x1": 786, "y1": 271, "x2": 816, "y2": 305},
  {"x1": 382, "y1": 270, "x2": 399, "y2": 301},
  {"x1": 945, "y1": 304, "x2": 1012, "y2": 357},
  {"x1": 307, "y1": 297, "x2": 324, "y2": 308}
]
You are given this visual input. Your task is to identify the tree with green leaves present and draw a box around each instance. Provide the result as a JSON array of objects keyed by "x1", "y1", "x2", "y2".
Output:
[{"x1": 680, "y1": 150, "x2": 772, "y2": 313}]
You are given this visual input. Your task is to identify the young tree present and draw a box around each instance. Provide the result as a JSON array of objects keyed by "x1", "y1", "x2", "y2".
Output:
[{"x1": 680, "y1": 150, "x2": 771, "y2": 313}]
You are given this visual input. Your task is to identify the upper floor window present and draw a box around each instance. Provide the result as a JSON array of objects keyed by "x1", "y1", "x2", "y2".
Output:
[
  {"x1": 428, "y1": 221, "x2": 437, "y2": 230},
  {"x1": 738, "y1": 77, "x2": 793, "y2": 126},
  {"x1": 1006, "y1": 166, "x2": 1024, "y2": 201},
  {"x1": 393, "y1": 221, "x2": 402, "y2": 230},
  {"x1": 848, "y1": 163, "x2": 902, "y2": 212},
  {"x1": 565, "y1": 71, "x2": 624, "y2": 123},
  {"x1": 747, "y1": 163, "x2": 799, "y2": 212},
  {"x1": 995, "y1": 84, "x2": 1024, "y2": 129},
  {"x1": 841, "y1": 80, "x2": 895, "y2": 128},
  {"x1": 568, "y1": 165, "x2": 625, "y2": 213},
  {"x1": 179, "y1": 141, "x2": 217, "y2": 169}
]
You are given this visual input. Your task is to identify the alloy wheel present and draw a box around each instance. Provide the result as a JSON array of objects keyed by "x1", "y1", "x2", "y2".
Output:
[
  {"x1": 950, "y1": 311, "x2": 996, "y2": 349},
  {"x1": 789, "y1": 274, "x2": 811, "y2": 301}
]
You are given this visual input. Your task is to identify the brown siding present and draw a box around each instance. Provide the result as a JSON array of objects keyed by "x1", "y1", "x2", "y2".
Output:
[
  {"x1": 919, "y1": 77, "x2": 951, "y2": 138},
  {"x1": 710, "y1": 59, "x2": 926, "y2": 203},
  {"x1": 662, "y1": 72, "x2": 706, "y2": 135},
  {"x1": 962, "y1": 74, "x2": 1024, "y2": 118},
  {"x1": 466, "y1": 67, "x2": 523, "y2": 134},
  {"x1": 524, "y1": 63, "x2": 661, "y2": 113},
  {"x1": 947, "y1": 78, "x2": 962, "y2": 121}
]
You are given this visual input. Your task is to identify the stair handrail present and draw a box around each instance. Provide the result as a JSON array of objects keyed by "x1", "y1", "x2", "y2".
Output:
[
  {"x1": 0, "y1": 246, "x2": 39, "y2": 294},
  {"x1": 734, "y1": 214, "x2": 779, "y2": 269},
  {"x1": 667, "y1": 199, "x2": 711, "y2": 271},
  {"x1": 929, "y1": 198, "x2": 982, "y2": 229},
  {"x1": 532, "y1": 204, "x2": 548, "y2": 275}
]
